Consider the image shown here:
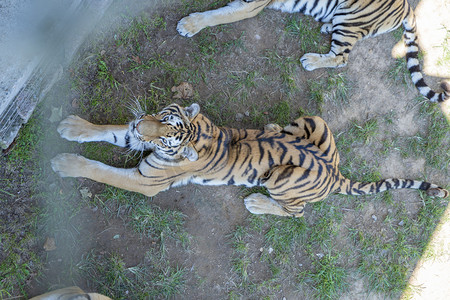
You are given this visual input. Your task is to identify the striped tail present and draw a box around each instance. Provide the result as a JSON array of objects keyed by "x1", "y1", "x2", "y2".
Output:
[
  {"x1": 402, "y1": 9, "x2": 450, "y2": 103},
  {"x1": 336, "y1": 175, "x2": 449, "y2": 198}
]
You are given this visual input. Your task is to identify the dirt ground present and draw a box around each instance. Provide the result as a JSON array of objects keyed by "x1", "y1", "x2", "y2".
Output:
[{"x1": 1, "y1": 0, "x2": 449, "y2": 299}]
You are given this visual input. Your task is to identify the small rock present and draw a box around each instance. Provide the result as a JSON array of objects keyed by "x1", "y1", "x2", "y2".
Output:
[
  {"x1": 244, "y1": 111, "x2": 250, "y2": 117},
  {"x1": 255, "y1": 34, "x2": 261, "y2": 40},
  {"x1": 372, "y1": 215, "x2": 377, "y2": 221},
  {"x1": 236, "y1": 113, "x2": 244, "y2": 121},
  {"x1": 43, "y1": 237, "x2": 56, "y2": 251},
  {"x1": 113, "y1": 234, "x2": 120, "y2": 239},
  {"x1": 100, "y1": 50, "x2": 106, "y2": 56},
  {"x1": 299, "y1": 263, "x2": 303, "y2": 267},
  {"x1": 259, "y1": 247, "x2": 264, "y2": 252},
  {"x1": 398, "y1": 220, "x2": 405, "y2": 226},
  {"x1": 268, "y1": 247, "x2": 273, "y2": 254},
  {"x1": 316, "y1": 253, "x2": 324, "y2": 259}
]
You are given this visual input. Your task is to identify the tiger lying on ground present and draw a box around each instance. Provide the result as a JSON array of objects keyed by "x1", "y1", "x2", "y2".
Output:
[
  {"x1": 51, "y1": 103, "x2": 448, "y2": 217},
  {"x1": 177, "y1": 0, "x2": 450, "y2": 103}
]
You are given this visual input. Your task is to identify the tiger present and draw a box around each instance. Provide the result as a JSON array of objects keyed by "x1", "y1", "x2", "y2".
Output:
[
  {"x1": 30, "y1": 286, "x2": 111, "y2": 300},
  {"x1": 50, "y1": 103, "x2": 448, "y2": 217},
  {"x1": 177, "y1": 0, "x2": 450, "y2": 103}
]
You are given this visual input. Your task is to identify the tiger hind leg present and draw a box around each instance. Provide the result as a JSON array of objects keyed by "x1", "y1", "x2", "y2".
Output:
[
  {"x1": 177, "y1": 0, "x2": 271, "y2": 37},
  {"x1": 244, "y1": 193, "x2": 294, "y2": 217},
  {"x1": 283, "y1": 116, "x2": 339, "y2": 163}
]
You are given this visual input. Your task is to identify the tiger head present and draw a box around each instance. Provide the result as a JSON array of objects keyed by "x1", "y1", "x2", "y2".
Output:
[{"x1": 130, "y1": 103, "x2": 200, "y2": 161}]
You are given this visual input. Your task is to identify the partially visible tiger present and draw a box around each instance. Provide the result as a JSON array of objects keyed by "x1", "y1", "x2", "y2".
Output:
[
  {"x1": 30, "y1": 286, "x2": 111, "y2": 300},
  {"x1": 51, "y1": 103, "x2": 448, "y2": 217},
  {"x1": 177, "y1": 0, "x2": 450, "y2": 103}
]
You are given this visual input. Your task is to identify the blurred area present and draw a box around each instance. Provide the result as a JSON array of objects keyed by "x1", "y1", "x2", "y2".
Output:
[
  {"x1": 0, "y1": 0, "x2": 170, "y2": 150},
  {"x1": 0, "y1": 0, "x2": 112, "y2": 150}
]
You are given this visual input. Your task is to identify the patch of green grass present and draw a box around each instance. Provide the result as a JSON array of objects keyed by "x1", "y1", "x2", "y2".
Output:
[
  {"x1": 327, "y1": 73, "x2": 350, "y2": 104},
  {"x1": 351, "y1": 118, "x2": 379, "y2": 145},
  {"x1": 116, "y1": 14, "x2": 167, "y2": 51},
  {"x1": 89, "y1": 186, "x2": 148, "y2": 218},
  {"x1": 339, "y1": 156, "x2": 382, "y2": 183},
  {"x1": 131, "y1": 205, "x2": 188, "y2": 249},
  {"x1": 229, "y1": 225, "x2": 252, "y2": 286},
  {"x1": 264, "y1": 217, "x2": 308, "y2": 261},
  {"x1": 5, "y1": 117, "x2": 42, "y2": 169},
  {"x1": 271, "y1": 100, "x2": 291, "y2": 126},
  {"x1": 308, "y1": 79, "x2": 325, "y2": 113},
  {"x1": 0, "y1": 233, "x2": 41, "y2": 298},
  {"x1": 200, "y1": 93, "x2": 236, "y2": 126},
  {"x1": 227, "y1": 70, "x2": 258, "y2": 101},
  {"x1": 1, "y1": 111, "x2": 46, "y2": 297},
  {"x1": 298, "y1": 251, "x2": 348, "y2": 300},
  {"x1": 98, "y1": 59, "x2": 120, "y2": 89},
  {"x1": 285, "y1": 16, "x2": 328, "y2": 53},
  {"x1": 308, "y1": 72, "x2": 350, "y2": 113},
  {"x1": 336, "y1": 118, "x2": 380, "y2": 155},
  {"x1": 356, "y1": 190, "x2": 447, "y2": 297},
  {"x1": 406, "y1": 105, "x2": 450, "y2": 171},
  {"x1": 78, "y1": 250, "x2": 186, "y2": 299},
  {"x1": 388, "y1": 57, "x2": 409, "y2": 87},
  {"x1": 180, "y1": 0, "x2": 229, "y2": 14},
  {"x1": 391, "y1": 27, "x2": 404, "y2": 41},
  {"x1": 265, "y1": 50, "x2": 298, "y2": 92}
]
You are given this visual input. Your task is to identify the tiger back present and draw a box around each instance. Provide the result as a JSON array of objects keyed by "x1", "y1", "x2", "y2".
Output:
[
  {"x1": 51, "y1": 103, "x2": 448, "y2": 217},
  {"x1": 177, "y1": 0, "x2": 450, "y2": 103}
]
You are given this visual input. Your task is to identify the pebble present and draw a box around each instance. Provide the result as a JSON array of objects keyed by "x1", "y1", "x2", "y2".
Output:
[
  {"x1": 236, "y1": 113, "x2": 244, "y2": 121},
  {"x1": 398, "y1": 220, "x2": 405, "y2": 226},
  {"x1": 268, "y1": 247, "x2": 273, "y2": 254},
  {"x1": 372, "y1": 215, "x2": 377, "y2": 221}
]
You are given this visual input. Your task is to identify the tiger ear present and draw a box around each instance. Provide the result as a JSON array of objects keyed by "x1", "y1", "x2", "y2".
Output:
[
  {"x1": 182, "y1": 144, "x2": 198, "y2": 161},
  {"x1": 184, "y1": 103, "x2": 200, "y2": 119}
]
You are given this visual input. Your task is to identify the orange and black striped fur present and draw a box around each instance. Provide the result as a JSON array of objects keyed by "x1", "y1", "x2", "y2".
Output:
[
  {"x1": 51, "y1": 103, "x2": 448, "y2": 217},
  {"x1": 177, "y1": 0, "x2": 449, "y2": 103}
]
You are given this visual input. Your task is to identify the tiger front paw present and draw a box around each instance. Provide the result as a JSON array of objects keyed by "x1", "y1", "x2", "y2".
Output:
[
  {"x1": 177, "y1": 13, "x2": 206, "y2": 37},
  {"x1": 264, "y1": 123, "x2": 283, "y2": 132},
  {"x1": 57, "y1": 115, "x2": 99, "y2": 143},
  {"x1": 300, "y1": 53, "x2": 323, "y2": 71},
  {"x1": 51, "y1": 153, "x2": 91, "y2": 178}
]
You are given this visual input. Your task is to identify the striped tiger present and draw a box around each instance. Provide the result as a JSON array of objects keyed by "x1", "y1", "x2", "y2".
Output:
[
  {"x1": 51, "y1": 103, "x2": 448, "y2": 217},
  {"x1": 30, "y1": 286, "x2": 111, "y2": 300},
  {"x1": 177, "y1": 0, "x2": 450, "y2": 103}
]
